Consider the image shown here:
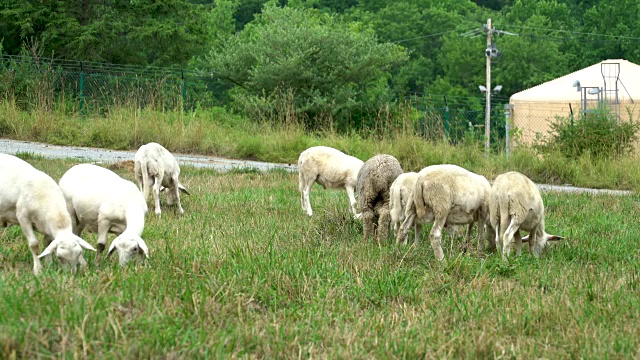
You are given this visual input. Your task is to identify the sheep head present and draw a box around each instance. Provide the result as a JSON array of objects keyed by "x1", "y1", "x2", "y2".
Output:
[
  {"x1": 38, "y1": 233, "x2": 96, "y2": 273},
  {"x1": 107, "y1": 233, "x2": 149, "y2": 265}
]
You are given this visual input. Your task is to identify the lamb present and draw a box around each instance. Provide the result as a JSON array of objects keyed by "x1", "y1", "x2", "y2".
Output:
[
  {"x1": 489, "y1": 171, "x2": 563, "y2": 260},
  {"x1": 389, "y1": 172, "x2": 422, "y2": 245},
  {"x1": 356, "y1": 154, "x2": 403, "y2": 242},
  {"x1": 59, "y1": 163, "x2": 150, "y2": 266},
  {"x1": 397, "y1": 164, "x2": 495, "y2": 261},
  {"x1": 298, "y1": 146, "x2": 364, "y2": 218},
  {"x1": 134, "y1": 142, "x2": 190, "y2": 218},
  {"x1": 0, "y1": 154, "x2": 96, "y2": 275}
]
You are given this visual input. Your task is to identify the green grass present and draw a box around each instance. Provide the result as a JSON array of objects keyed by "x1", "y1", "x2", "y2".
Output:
[
  {"x1": 1, "y1": 158, "x2": 639, "y2": 358},
  {"x1": 2, "y1": 101, "x2": 640, "y2": 191}
]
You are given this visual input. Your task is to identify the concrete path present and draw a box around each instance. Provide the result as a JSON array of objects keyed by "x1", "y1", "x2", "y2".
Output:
[{"x1": 0, "y1": 138, "x2": 633, "y2": 196}]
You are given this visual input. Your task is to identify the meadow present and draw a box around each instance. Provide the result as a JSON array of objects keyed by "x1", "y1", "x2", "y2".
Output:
[{"x1": 1, "y1": 155, "x2": 639, "y2": 358}]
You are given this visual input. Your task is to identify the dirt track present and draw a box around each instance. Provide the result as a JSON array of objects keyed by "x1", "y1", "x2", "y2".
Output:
[{"x1": 0, "y1": 138, "x2": 633, "y2": 196}]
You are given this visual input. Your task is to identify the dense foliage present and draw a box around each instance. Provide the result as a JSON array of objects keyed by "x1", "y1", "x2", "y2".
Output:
[
  {"x1": 539, "y1": 109, "x2": 640, "y2": 159},
  {"x1": 2, "y1": 0, "x2": 640, "y2": 133},
  {"x1": 2, "y1": 0, "x2": 639, "y2": 97}
]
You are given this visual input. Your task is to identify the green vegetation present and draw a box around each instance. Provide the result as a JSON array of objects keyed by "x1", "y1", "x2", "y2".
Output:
[
  {"x1": 538, "y1": 109, "x2": 640, "y2": 159},
  {"x1": 1, "y1": 157, "x2": 639, "y2": 358},
  {"x1": 2, "y1": 101, "x2": 640, "y2": 191}
]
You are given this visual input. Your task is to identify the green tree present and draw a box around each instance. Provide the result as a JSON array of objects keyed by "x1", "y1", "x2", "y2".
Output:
[
  {"x1": 207, "y1": 2, "x2": 408, "y2": 127},
  {"x1": 0, "y1": 0, "x2": 213, "y2": 66}
]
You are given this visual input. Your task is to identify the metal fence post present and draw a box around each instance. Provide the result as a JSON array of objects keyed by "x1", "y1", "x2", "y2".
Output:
[
  {"x1": 444, "y1": 96, "x2": 450, "y2": 140},
  {"x1": 181, "y1": 70, "x2": 186, "y2": 111},
  {"x1": 79, "y1": 62, "x2": 85, "y2": 113},
  {"x1": 504, "y1": 103, "x2": 513, "y2": 159}
]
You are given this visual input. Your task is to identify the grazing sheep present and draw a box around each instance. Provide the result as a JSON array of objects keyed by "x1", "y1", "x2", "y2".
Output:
[
  {"x1": 389, "y1": 172, "x2": 422, "y2": 245},
  {"x1": 0, "y1": 154, "x2": 96, "y2": 275},
  {"x1": 298, "y1": 146, "x2": 364, "y2": 218},
  {"x1": 397, "y1": 164, "x2": 494, "y2": 261},
  {"x1": 489, "y1": 171, "x2": 563, "y2": 259},
  {"x1": 59, "y1": 164, "x2": 150, "y2": 266},
  {"x1": 134, "y1": 142, "x2": 190, "y2": 218},
  {"x1": 356, "y1": 154, "x2": 403, "y2": 242}
]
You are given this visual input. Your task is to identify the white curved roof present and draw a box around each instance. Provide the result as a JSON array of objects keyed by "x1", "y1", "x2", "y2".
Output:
[{"x1": 510, "y1": 59, "x2": 640, "y2": 103}]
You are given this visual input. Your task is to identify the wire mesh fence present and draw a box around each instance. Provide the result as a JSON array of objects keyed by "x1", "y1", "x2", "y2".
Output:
[
  {"x1": 0, "y1": 54, "x2": 516, "y2": 148},
  {"x1": 0, "y1": 54, "x2": 231, "y2": 113}
]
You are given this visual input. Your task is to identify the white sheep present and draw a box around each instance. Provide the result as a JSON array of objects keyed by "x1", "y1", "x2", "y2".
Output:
[
  {"x1": 297, "y1": 146, "x2": 364, "y2": 218},
  {"x1": 489, "y1": 171, "x2": 563, "y2": 259},
  {"x1": 134, "y1": 142, "x2": 190, "y2": 218},
  {"x1": 59, "y1": 163, "x2": 150, "y2": 266},
  {"x1": 397, "y1": 164, "x2": 495, "y2": 261},
  {"x1": 389, "y1": 172, "x2": 422, "y2": 245},
  {"x1": 0, "y1": 153, "x2": 96, "y2": 275}
]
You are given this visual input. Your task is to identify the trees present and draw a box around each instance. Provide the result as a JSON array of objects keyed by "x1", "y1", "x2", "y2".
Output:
[
  {"x1": 0, "y1": 0, "x2": 213, "y2": 66},
  {"x1": 207, "y1": 2, "x2": 408, "y2": 128}
]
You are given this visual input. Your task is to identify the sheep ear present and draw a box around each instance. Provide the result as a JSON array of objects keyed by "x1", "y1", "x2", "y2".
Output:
[
  {"x1": 178, "y1": 183, "x2": 190, "y2": 195},
  {"x1": 546, "y1": 234, "x2": 564, "y2": 242},
  {"x1": 107, "y1": 241, "x2": 118, "y2": 258},
  {"x1": 77, "y1": 238, "x2": 97, "y2": 251},
  {"x1": 136, "y1": 238, "x2": 150, "y2": 258},
  {"x1": 38, "y1": 239, "x2": 60, "y2": 258}
]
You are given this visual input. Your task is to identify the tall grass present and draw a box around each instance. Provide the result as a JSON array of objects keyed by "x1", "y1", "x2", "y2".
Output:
[
  {"x1": 1, "y1": 157, "x2": 639, "y2": 358},
  {"x1": 1, "y1": 97, "x2": 640, "y2": 190}
]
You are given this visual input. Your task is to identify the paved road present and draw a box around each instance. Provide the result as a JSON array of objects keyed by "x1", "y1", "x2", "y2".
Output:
[
  {"x1": 0, "y1": 139, "x2": 297, "y2": 173},
  {"x1": 0, "y1": 138, "x2": 633, "y2": 196}
]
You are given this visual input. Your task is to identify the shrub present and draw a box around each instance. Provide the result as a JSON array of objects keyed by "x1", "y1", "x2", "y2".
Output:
[{"x1": 538, "y1": 108, "x2": 640, "y2": 159}]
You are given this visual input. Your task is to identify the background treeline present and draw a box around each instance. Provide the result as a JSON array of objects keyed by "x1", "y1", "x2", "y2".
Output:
[{"x1": 1, "y1": 0, "x2": 639, "y2": 130}]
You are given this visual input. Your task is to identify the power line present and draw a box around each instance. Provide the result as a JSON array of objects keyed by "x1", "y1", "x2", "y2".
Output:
[
  {"x1": 497, "y1": 24, "x2": 640, "y2": 42},
  {"x1": 391, "y1": 28, "x2": 473, "y2": 44}
]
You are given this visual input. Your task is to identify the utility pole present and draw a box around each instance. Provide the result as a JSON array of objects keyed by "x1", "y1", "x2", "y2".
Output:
[{"x1": 484, "y1": 18, "x2": 492, "y2": 155}]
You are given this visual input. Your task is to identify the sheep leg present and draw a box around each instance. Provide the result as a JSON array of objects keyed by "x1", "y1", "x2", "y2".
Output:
[
  {"x1": 95, "y1": 219, "x2": 111, "y2": 265},
  {"x1": 299, "y1": 178, "x2": 313, "y2": 216},
  {"x1": 494, "y1": 223, "x2": 502, "y2": 255},
  {"x1": 413, "y1": 223, "x2": 422, "y2": 246},
  {"x1": 476, "y1": 220, "x2": 485, "y2": 257},
  {"x1": 397, "y1": 213, "x2": 415, "y2": 245},
  {"x1": 515, "y1": 230, "x2": 523, "y2": 256},
  {"x1": 152, "y1": 176, "x2": 162, "y2": 218},
  {"x1": 345, "y1": 185, "x2": 360, "y2": 219},
  {"x1": 485, "y1": 223, "x2": 497, "y2": 252},
  {"x1": 377, "y1": 206, "x2": 391, "y2": 243},
  {"x1": 19, "y1": 220, "x2": 43, "y2": 276},
  {"x1": 429, "y1": 216, "x2": 447, "y2": 261},
  {"x1": 531, "y1": 227, "x2": 544, "y2": 258},
  {"x1": 172, "y1": 175, "x2": 184, "y2": 215},
  {"x1": 502, "y1": 217, "x2": 519, "y2": 260},
  {"x1": 361, "y1": 208, "x2": 375, "y2": 242}
]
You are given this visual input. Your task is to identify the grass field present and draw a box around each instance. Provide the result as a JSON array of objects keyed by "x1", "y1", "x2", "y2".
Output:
[{"x1": 1, "y1": 156, "x2": 640, "y2": 358}]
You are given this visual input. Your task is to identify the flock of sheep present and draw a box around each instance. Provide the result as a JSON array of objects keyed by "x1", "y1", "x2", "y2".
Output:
[
  {"x1": 1, "y1": 142, "x2": 563, "y2": 276},
  {"x1": 0, "y1": 142, "x2": 189, "y2": 275},
  {"x1": 298, "y1": 146, "x2": 563, "y2": 261}
]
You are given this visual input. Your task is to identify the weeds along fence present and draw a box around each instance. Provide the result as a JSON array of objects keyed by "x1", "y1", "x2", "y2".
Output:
[
  {"x1": 0, "y1": 54, "x2": 513, "y2": 146},
  {"x1": 0, "y1": 54, "x2": 231, "y2": 113}
]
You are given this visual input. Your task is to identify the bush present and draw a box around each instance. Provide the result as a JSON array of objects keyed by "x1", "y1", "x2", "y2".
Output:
[{"x1": 538, "y1": 109, "x2": 640, "y2": 159}]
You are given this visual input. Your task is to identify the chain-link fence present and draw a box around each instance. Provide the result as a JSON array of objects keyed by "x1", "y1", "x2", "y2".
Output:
[
  {"x1": 0, "y1": 54, "x2": 515, "y2": 148},
  {"x1": 0, "y1": 54, "x2": 231, "y2": 113}
]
